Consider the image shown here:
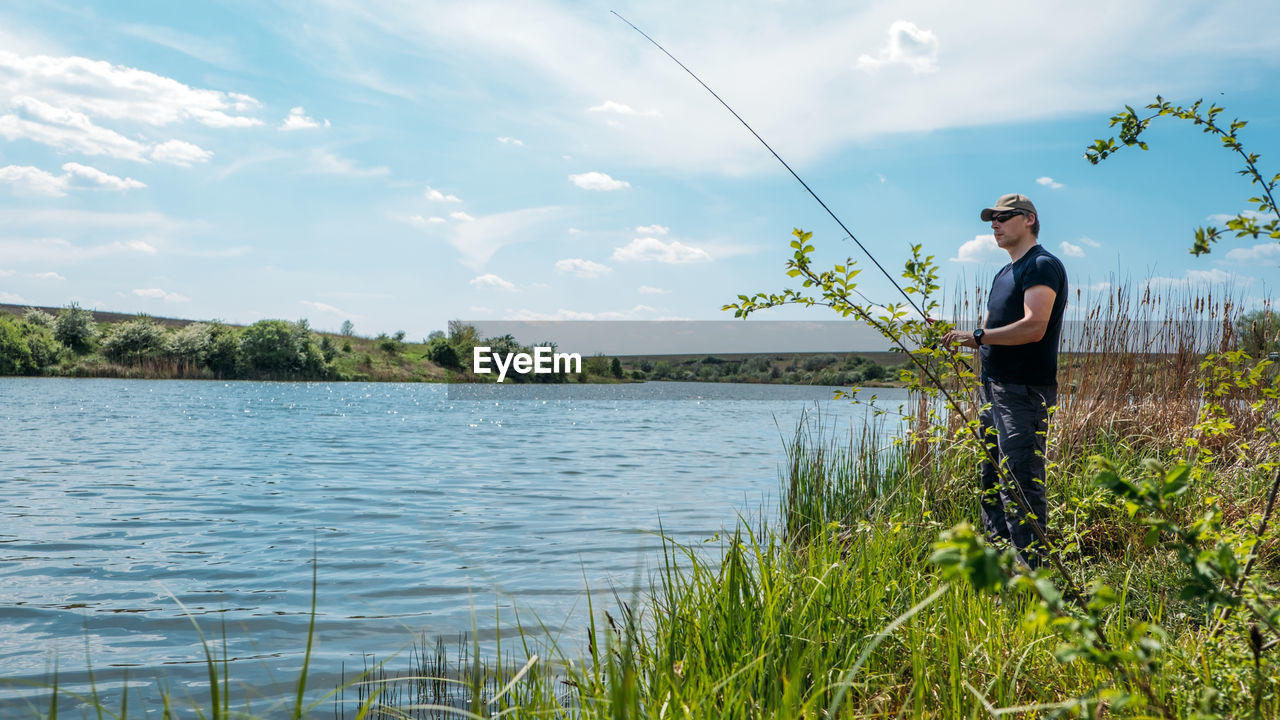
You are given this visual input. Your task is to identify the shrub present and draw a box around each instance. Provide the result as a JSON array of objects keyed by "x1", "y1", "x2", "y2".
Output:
[
  {"x1": 167, "y1": 323, "x2": 211, "y2": 368},
  {"x1": 102, "y1": 317, "x2": 166, "y2": 364},
  {"x1": 425, "y1": 337, "x2": 460, "y2": 369},
  {"x1": 376, "y1": 332, "x2": 404, "y2": 355},
  {"x1": 55, "y1": 302, "x2": 96, "y2": 353},
  {"x1": 23, "y1": 321, "x2": 62, "y2": 370},
  {"x1": 0, "y1": 315, "x2": 34, "y2": 374},
  {"x1": 239, "y1": 319, "x2": 325, "y2": 377},
  {"x1": 205, "y1": 323, "x2": 240, "y2": 377},
  {"x1": 23, "y1": 307, "x2": 55, "y2": 328}
]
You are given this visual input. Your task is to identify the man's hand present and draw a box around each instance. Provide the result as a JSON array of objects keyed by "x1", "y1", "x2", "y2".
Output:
[{"x1": 942, "y1": 329, "x2": 979, "y2": 349}]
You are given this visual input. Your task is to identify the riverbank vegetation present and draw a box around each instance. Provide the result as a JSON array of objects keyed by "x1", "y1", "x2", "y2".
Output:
[
  {"x1": 0, "y1": 305, "x2": 901, "y2": 385},
  {"x1": 614, "y1": 351, "x2": 902, "y2": 385}
]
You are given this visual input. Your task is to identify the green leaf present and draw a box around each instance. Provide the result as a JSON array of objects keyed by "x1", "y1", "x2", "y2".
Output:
[
  {"x1": 1163, "y1": 463, "x2": 1190, "y2": 498},
  {"x1": 1143, "y1": 525, "x2": 1161, "y2": 547}
]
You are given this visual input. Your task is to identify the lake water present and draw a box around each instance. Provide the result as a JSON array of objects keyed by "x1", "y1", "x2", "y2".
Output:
[{"x1": 0, "y1": 378, "x2": 906, "y2": 713}]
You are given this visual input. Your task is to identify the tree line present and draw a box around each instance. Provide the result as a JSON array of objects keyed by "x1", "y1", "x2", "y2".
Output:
[{"x1": 0, "y1": 304, "x2": 349, "y2": 379}]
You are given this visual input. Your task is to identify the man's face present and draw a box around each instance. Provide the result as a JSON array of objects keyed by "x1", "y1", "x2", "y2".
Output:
[{"x1": 990, "y1": 211, "x2": 1034, "y2": 248}]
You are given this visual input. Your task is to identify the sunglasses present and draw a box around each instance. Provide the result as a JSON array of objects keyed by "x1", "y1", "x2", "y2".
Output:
[{"x1": 990, "y1": 210, "x2": 1025, "y2": 223}]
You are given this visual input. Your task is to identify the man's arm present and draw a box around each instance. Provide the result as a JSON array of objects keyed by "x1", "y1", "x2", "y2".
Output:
[{"x1": 943, "y1": 285, "x2": 1056, "y2": 349}]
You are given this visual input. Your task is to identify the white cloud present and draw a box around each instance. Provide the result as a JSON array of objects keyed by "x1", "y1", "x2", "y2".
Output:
[
  {"x1": 0, "y1": 165, "x2": 68, "y2": 196},
  {"x1": 405, "y1": 214, "x2": 448, "y2": 228},
  {"x1": 30, "y1": 271, "x2": 65, "y2": 281},
  {"x1": 1224, "y1": 242, "x2": 1280, "y2": 264},
  {"x1": 425, "y1": 186, "x2": 462, "y2": 202},
  {"x1": 301, "y1": 300, "x2": 347, "y2": 315},
  {"x1": 309, "y1": 149, "x2": 389, "y2": 177},
  {"x1": 0, "y1": 49, "x2": 261, "y2": 128},
  {"x1": 281, "y1": 106, "x2": 329, "y2": 130},
  {"x1": 638, "y1": 285, "x2": 670, "y2": 295},
  {"x1": 151, "y1": 139, "x2": 213, "y2": 166},
  {"x1": 0, "y1": 96, "x2": 149, "y2": 160},
  {"x1": 1059, "y1": 240, "x2": 1085, "y2": 257},
  {"x1": 555, "y1": 258, "x2": 612, "y2": 278},
  {"x1": 1037, "y1": 176, "x2": 1065, "y2": 190},
  {"x1": 470, "y1": 273, "x2": 516, "y2": 291},
  {"x1": 0, "y1": 162, "x2": 146, "y2": 196},
  {"x1": 1208, "y1": 210, "x2": 1280, "y2": 224},
  {"x1": 497, "y1": 136, "x2": 524, "y2": 146},
  {"x1": 284, "y1": 2, "x2": 1280, "y2": 176},
  {"x1": 855, "y1": 21, "x2": 939, "y2": 74},
  {"x1": 588, "y1": 100, "x2": 659, "y2": 117},
  {"x1": 62, "y1": 163, "x2": 146, "y2": 190},
  {"x1": 635, "y1": 224, "x2": 669, "y2": 236},
  {"x1": 1079, "y1": 236, "x2": 1101, "y2": 248},
  {"x1": 569, "y1": 171, "x2": 630, "y2": 191},
  {"x1": 503, "y1": 304, "x2": 659, "y2": 321},
  {"x1": 403, "y1": 205, "x2": 567, "y2": 268},
  {"x1": 950, "y1": 234, "x2": 1005, "y2": 264},
  {"x1": 613, "y1": 237, "x2": 712, "y2": 264},
  {"x1": 469, "y1": 305, "x2": 495, "y2": 314},
  {"x1": 1145, "y1": 268, "x2": 1251, "y2": 291},
  {"x1": 132, "y1": 287, "x2": 190, "y2": 302},
  {"x1": 0, "y1": 209, "x2": 217, "y2": 265},
  {"x1": 0, "y1": 291, "x2": 25, "y2": 303}
]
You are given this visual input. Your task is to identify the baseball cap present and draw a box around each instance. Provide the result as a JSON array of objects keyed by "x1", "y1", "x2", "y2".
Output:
[{"x1": 980, "y1": 194, "x2": 1038, "y2": 221}]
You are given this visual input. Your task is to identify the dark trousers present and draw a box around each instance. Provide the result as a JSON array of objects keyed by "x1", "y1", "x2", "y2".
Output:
[{"x1": 978, "y1": 380, "x2": 1057, "y2": 569}]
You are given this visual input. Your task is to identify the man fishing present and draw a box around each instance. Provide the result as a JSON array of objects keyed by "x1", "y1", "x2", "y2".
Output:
[{"x1": 943, "y1": 194, "x2": 1068, "y2": 569}]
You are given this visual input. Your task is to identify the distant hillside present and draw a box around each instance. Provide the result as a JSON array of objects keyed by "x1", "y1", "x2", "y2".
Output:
[{"x1": 0, "y1": 303, "x2": 207, "y2": 330}]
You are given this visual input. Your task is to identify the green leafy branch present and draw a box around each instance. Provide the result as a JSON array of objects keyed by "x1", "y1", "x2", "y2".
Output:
[{"x1": 1086, "y1": 96, "x2": 1280, "y2": 256}]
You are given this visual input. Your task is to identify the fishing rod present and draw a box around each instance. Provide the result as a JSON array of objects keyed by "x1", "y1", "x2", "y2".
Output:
[
  {"x1": 614, "y1": 12, "x2": 1084, "y2": 595},
  {"x1": 609, "y1": 10, "x2": 926, "y2": 322}
]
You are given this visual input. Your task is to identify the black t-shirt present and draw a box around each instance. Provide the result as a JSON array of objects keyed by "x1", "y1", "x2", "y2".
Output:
[{"x1": 980, "y1": 244, "x2": 1068, "y2": 386}]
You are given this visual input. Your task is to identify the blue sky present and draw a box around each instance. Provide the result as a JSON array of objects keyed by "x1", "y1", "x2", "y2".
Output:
[{"x1": 1, "y1": 0, "x2": 1278, "y2": 339}]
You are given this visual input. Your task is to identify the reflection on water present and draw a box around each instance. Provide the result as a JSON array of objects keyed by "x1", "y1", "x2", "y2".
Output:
[{"x1": 0, "y1": 378, "x2": 906, "y2": 709}]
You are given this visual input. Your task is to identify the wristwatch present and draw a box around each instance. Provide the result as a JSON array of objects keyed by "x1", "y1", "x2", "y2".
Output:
[{"x1": 973, "y1": 328, "x2": 985, "y2": 345}]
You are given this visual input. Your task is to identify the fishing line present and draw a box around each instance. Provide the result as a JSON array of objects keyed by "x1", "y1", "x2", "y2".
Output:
[
  {"x1": 614, "y1": 12, "x2": 1082, "y2": 593},
  {"x1": 610, "y1": 11, "x2": 926, "y2": 321}
]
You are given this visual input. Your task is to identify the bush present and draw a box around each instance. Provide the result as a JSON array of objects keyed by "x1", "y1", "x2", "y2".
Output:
[
  {"x1": 584, "y1": 355, "x2": 610, "y2": 376},
  {"x1": 239, "y1": 319, "x2": 325, "y2": 377},
  {"x1": 23, "y1": 321, "x2": 62, "y2": 370},
  {"x1": 55, "y1": 303, "x2": 96, "y2": 353},
  {"x1": 205, "y1": 323, "x2": 240, "y2": 377},
  {"x1": 376, "y1": 332, "x2": 405, "y2": 355},
  {"x1": 101, "y1": 317, "x2": 166, "y2": 364},
  {"x1": 167, "y1": 323, "x2": 211, "y2": 368},
  {"x1": 425, "y1": 337, "x2": 460, "y2": 369},
  {"x1": 0, "y1": 315, "x2": 34, "y2": 374},
  {"x1": 862, "y1": 362, "x2": 888, "y2": 381},
  {"x1": 23, "y1": 307, "x2": 55, "y2": 328}
]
